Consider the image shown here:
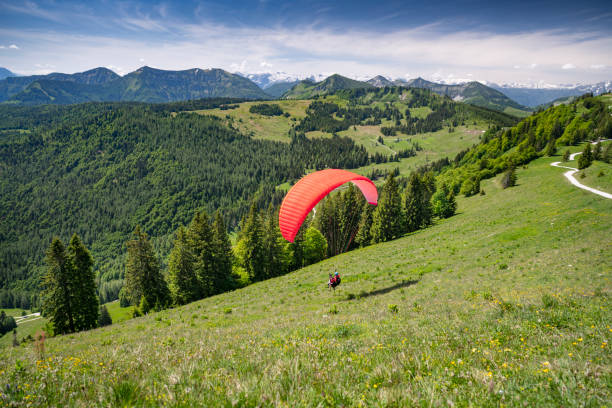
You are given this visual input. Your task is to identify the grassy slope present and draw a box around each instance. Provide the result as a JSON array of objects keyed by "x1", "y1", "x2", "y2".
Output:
[
  {"x1": 1, "y1": 154, "x2": 610, "y2": 406},
  {"x1": 576, "y1": 161, "x2": 612, "y2": 193},
  {"x1": 0, "y1": 302, "x2": 133, "y2": 348},
  {"x1": 191, "y1": 100, "x2": 311, "y2": 142},
  {"x1": 191, "y1": 98, "x2": 488, "y2": 177}
]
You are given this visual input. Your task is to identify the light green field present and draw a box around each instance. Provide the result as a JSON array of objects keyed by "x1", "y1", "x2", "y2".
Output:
[
  {"x1": 353, "y1": 125, "x2": 484, "y2": 178},
  {"x1": 191, "y1": 100, "x2": 311, "y2": 142},
  {"x1": 0, "y1": 302, "x2": 134, "y2": 348},
  {"x1": 104, "y1": 301, "x2": 135, "y2": 324},
  {"x1": 0, "y1": 315, "x2": 46, "y2": 348},
  {"x1": 0, "y1": 308, "x2": 30, "y2": 317},
  {"x1": 504, "y1": 106, "x2": 532, "y2": 118},
  {"x1": 189, "y1": 98, "x2": 488, "y2": 181},
  {"x1": 576, "y1": 161, "x2": 612, "y2": 193},
  {"x1": 1, "y1": 153, "x2": 610, "y2": 406}
]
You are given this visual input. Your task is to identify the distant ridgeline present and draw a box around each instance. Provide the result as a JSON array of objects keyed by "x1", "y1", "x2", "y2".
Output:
[{"x1": 0, "y1": 99, "x2": 376, "y2": 308}]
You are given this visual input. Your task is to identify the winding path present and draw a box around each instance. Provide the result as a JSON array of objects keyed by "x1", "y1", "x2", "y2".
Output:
[{"x1": 550, "y1": 140, "x2": 612, "y2": 200}]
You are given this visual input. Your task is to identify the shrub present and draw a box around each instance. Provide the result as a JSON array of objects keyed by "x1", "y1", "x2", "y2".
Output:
[
  {"x1": 501, "y1": 167, "x2": 517, "y2": 189},
  {"x1": 388, "y1": 304, "x2": 399, "y2": 313},
  {"x1": 98, "y1": 305, "x2": 112, "y2": 327},
  {"x1": 248, "y1": 103, "x2": 283, "y2": 116},
  {"x1": 460, "y1": 177, "x2": 480, "y2": 197}
]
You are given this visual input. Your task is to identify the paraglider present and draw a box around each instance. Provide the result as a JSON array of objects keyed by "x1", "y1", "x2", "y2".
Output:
[{"x1": 278, "y1": 169, "x2": 378, "y2": 243}]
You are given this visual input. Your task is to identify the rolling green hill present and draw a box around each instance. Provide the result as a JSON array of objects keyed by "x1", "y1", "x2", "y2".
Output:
[
  {"x1": 263, "y1": 80, "x2": 300, "y2": 98},
  {"x1": 283, "y1": 74, "x2": 374, "y2": 99},
  {"x1": 1, "y1": 144, "x2": 609, "y2": 406},
  {"x1": 401, "y1": 78, "x2": 532, "y2": 117}
]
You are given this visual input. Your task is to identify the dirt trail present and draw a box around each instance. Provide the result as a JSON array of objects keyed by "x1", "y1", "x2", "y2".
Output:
[{"x1": 550, "y1": 140, "x2": 612, "y2": 200}]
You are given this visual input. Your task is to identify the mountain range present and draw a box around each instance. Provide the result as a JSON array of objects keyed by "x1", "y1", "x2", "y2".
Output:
[
  {"x1": 0, "y1": 66, "x2": 269, "y2": 104},
  {"x1": 239, "y1": 71, "x2": 610, "y2": 109},
  {"x1": 1, "y1": 66, "x2": 608, "y2": 116},
  {"x1": 0, "y1": 67, "x2": 17, "y2": 80},
  {"x1": 281, "y1": 74, "x2": 531, "y2": 116}
]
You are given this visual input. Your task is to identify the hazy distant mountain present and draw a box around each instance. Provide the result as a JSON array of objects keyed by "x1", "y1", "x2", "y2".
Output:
[
  {"x1": 264, "y1": 80, "x2": 300, "y2": 98},
  {"x1": 395, "y1": 77, "x2": 531, "y2": 116},
  {"x1": 490, "y1": 81, "x2": 612, "y2": 107},
  {"x1": 2, "y1": 66, "x2": 270, "y2": 104},
  {"x1": 0, "y1": 67, "x2": 119, "y2": 102},
  {"x1": 367, "y1": 75, "x2": 394, "y2": 87},
  {"x1": 117, "y1": 66, "x2": 269, "y2": 102},
  {"x1": 0, "y1": 67, "x2": 17, "y2": 80},
  {"x1": 283, "y1": 74, "x2": 374, "y2": 98}
]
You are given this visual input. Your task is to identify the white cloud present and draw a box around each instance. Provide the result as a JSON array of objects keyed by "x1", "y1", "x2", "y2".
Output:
[
  {"x1": 590, "y1": 64, "x2": 605, "y2": 69},
  {"x1": 9, "y1": 44, "x2": 19, "y2": 49},
  {"x1": 562, "y1": 63, "x2": 576, "y2": 69},
  {"x1": 1, "y1": 20, "x2": 610, "y2": 83}
]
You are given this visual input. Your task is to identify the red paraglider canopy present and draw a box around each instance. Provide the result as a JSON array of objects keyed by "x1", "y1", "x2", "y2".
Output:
[{"x1": 279, "y1": 169, "x2": 378, "y2": 242}]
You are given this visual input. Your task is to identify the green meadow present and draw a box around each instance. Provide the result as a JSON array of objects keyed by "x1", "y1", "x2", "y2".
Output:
[{"x1": 1, "y1": 151, "x2": 610, "y2": 406}]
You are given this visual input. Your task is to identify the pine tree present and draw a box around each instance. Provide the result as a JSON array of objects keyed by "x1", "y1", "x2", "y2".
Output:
[
  {"x1": 577, "y1": 144, "x2": 593, "y2": 169},
  {"x1": 187, "y1": 211, "x2": 215, "y2": 298},
  {"x1": 404, "y1": 173, "x2": 433, "y2": 232},
  {"x1": 338, "y1": 184, "x2": 365, "y2": 253},
  {"x1": 432, "y1": 185, "x2": 457, "y2": 219},
  {"x1": 313, "y1": 195, "x2": 338, "y2": 257},
  {"x1": 211, "y1": 211, "x2": 235, "y2": 294},
  {"x1": 563, "y1": 149, "x2": 570, "y2": 161},
  {"x1": 240, "y1": 203, "x2": 266, "y2": 282},
  {"x1": 124, "y1": 226, "x2": 170, "y2": 310},
  {"x1": 370, "y1": 174, "x2": 403, "y2": 243},
  {"x1": 98, "y1": 305, "x2": 112, "y2": 327},
  {"x1": 261, "y1": 206, "x2": 287, "y2": 279},
  {"x1": 42, "y1": 238, "x2": 76, "y2": 334},
  {"x1": 593, "y1": 141, "x2": 602, "y2": 161},
  {"x1": 355, "y1": 200, "x2": 374, "y2": 247},
  {"x1": 302, "y1": 227, "x2": 327, "y2": 265},
  {"x1": 545, "y1": 138, "x2": 557, "y2": 156},
  {"x1": 167, "y1": 226, "x2": 199, "y2": 305},
  {"x1": 66, "y1": 234, "x2": 98, "y2": 331}
]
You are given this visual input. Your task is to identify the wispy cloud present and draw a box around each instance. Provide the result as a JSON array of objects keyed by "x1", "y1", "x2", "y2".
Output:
[{"x1": 1, "y1": 9, "x2": 610, "y2": 84}]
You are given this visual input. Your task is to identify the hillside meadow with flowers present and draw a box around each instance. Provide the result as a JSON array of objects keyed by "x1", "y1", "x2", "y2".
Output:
[{"x1": 1, "y1": 146, "x2": 610, "y2": 406}]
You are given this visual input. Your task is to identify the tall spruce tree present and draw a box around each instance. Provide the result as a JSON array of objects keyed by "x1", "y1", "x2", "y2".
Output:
[
  {"x1": 370, "y1": 174, "x2": 403, "y2": 243},
  {"x1": 98, "y1": 305, "x2": 112, "y2": 327},
  {"x1": 354, "y1": 200, "x2": 374, "y2": 247},
  {"x1": 240, "y1": 203, "x2": 266, "y2": 282},
  {"x1": 187, "y1": 211, "x2": 215, "y2": 298},
  {"x1": 167, "y1": 226, "x2": 199, "y2": 305},
  {"x1": 42, "y1": 238, "x2": 76, "y2": 334},
  {"x1": 211, "y1": 211, "x2": 234, "y2": 294},
  {"x1": 262, "y1": 205, "x2": 287, "y2": 279},
  {"x1": 577, "y1": 144, "x2": 593, "y2": 169},
  {"x1": 404, "y1": 173, "x2": 433, "y2": 232},
  {"x1": 124, "y1": 226, "x2": 170, "y2": 311},
  {"x1": 66, "y1": 234, "x2": 98, "y2": 331},
  {"x1": 338, "y1": 184, "x2": 365, "y2": 253}
]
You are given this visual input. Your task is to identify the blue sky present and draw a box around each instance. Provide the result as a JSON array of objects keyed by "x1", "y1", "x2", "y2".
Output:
[{"x1": 0, "y1": 0, "x2": 610, "y2": 85}]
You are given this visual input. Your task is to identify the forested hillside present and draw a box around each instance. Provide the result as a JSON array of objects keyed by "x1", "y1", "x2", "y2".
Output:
[{"x1": 0, "y1": 100, "x2": 372, "y2": 308}]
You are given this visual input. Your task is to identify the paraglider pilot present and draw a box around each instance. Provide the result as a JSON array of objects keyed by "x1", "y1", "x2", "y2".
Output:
[{"x1": 328, "y1": 271, "x2": 341, "y2": 290}]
